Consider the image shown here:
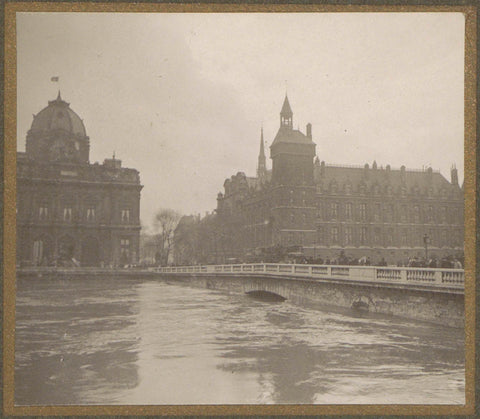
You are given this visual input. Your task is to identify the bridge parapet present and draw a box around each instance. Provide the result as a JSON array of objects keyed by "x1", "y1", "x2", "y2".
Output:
[{"x1": 156, "y1": 263, "x2": 464, "y2": 293}]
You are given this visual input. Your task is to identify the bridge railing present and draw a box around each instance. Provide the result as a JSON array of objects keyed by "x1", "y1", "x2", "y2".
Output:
[{"x1": 156, "y1": 263, "x2": 465, "y2": 290}]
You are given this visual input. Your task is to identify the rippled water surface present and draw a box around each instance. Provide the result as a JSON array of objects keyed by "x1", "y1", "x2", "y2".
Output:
[{"x1": 15, "y1": 276, "x2": 465, "y2": 405}]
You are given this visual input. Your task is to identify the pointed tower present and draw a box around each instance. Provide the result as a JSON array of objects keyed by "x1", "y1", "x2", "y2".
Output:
[
  {"x1": 280, "y1": 95, "x2": 293, "y2": 129},
  {"x1": 257, "y1": 127, "x2": 267, "y2": 181},
  {"x1": 451, "y1": 164, "x2": 459, "y2": 186},
  {"x1": 270, "y1": 95, "x2": 316, "y2": 185}
]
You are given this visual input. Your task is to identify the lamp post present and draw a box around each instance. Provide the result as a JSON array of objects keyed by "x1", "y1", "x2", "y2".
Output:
[{"x1": 423, "y1": 234, "x2": 430, "y2": 261}]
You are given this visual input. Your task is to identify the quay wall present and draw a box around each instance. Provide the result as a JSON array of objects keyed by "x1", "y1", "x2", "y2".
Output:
[{"x1": 168, "y1": 273, "x2": 464, "y2": 328}]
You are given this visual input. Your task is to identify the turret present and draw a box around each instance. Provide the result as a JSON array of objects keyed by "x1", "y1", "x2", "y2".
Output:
[{"x1": 451, "y1": 164, "x2": 459, "y2": 186}]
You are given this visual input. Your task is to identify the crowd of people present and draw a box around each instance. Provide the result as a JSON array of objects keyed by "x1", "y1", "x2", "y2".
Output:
[{"x1": 286, "y1": 251, "x2": 464, "y2": 268}]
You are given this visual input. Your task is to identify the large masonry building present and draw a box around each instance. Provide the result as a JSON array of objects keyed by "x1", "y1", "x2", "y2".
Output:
[
  {"x1": 17, "y1": 93, "x2": 142, "y2": 266},
  {"x1": 216, "y1": 96, "x2": 464, "y2": 263}
]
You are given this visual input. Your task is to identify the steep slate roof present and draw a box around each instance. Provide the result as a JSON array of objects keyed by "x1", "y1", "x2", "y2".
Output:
[
  {"x1": 271, "y1": 127, "x2": 313, "y2": 147},
  {"x1": 315, "y1": 162, "x2": 456, "y2": 194},
  {"x1": 280, "y1": 95, "x2": 293, "y2": 116}
]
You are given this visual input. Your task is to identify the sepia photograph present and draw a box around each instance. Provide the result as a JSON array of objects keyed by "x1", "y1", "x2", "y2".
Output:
[{"x1": 3, "y1": 4, "x2": 475, "y2": 415}]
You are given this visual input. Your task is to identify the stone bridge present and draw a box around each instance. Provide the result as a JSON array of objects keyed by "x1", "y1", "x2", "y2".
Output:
[{"x1": 157, "y1": 263, "x2": 464, "y2": 328}]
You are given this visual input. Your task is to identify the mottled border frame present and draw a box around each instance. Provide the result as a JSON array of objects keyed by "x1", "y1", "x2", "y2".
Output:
[{"x1": 2, "y1": 1, "x2": 477, "y2": 416}]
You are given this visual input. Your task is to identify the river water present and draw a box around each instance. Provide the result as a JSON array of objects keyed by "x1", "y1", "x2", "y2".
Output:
[{"x1": 15, "y1": 276, "x2": 465, "y2": 405}]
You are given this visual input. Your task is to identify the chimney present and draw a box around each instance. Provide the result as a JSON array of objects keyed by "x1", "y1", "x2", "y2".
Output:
[
  {"x1": 306, "y1": 123, "x2": 312, "y2": 139},
  {"x1": 427, "y1": 166, "x2": 433, "y2": 183},
  {"x1": 400, "y1": 165, "x2": 406, "y2": 183}
]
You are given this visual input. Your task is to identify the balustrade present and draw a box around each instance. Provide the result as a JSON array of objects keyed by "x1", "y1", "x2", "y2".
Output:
[{"x1": 157, "y1": 263, "x2": 464, "y2": 291}]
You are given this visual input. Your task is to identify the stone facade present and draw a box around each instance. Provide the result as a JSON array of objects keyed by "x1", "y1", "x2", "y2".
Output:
[
  {"x1": 17, "y1": 93, "x2": 142, "y2": 267},
  {"x1": 216, "y1": 96, "x2": 464, "y2": 264}
]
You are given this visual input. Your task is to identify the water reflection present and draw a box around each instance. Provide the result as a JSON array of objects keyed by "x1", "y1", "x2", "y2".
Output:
[{"x1": 15, "y1": 277, "x2": 465, "y2": 405}]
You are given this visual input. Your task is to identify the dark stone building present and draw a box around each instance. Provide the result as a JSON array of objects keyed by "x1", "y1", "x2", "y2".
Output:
[
  {"x1": 215, "y1": 96, "x2": 464, "y2": 264},
  {"x1": 17, "y1": 93, "x2": 142, "y2": 266}
]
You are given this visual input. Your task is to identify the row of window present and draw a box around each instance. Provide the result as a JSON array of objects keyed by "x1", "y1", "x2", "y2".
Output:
[
  {"x1": 37, "y1": 206, "x2": 131, "y2": 223},
  {"x1": 316, "y1": 203, "x2": 461, "y2": 224},
  {"x1": 281, "y1": 227, "x2": 462, "y2": 248},
  {"x1": 314, "y1": 226, "x2": 462, "y2": 247},
  {"x1": 315, "y1": 183, "x2": 453, "y2": 198}
]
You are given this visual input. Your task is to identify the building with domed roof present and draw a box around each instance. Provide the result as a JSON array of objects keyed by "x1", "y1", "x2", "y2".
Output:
[
  {"x1": 213, "y1": 95, "x2": 464, "y2": 264},
  {"x1": 17, "y1": 92, "x2": 142, "y2": 267}
]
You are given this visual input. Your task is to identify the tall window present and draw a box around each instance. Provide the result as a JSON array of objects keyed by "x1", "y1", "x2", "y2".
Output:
[
  {"x1": 413, "y1": 206, "x2": 420, "y2": 223},
  {"x1": 374, "y1": 203, "x2": 381, "y2": 221},
  {"x1": 387, "y1": 228, "x2": 393, "y2": 246},
  {"x1": 401, "y1": 230, "x2": 408, "y2": 246},
  {"x1": 400, "y1": 205, "x2": 407, "y2": 222},
  {"x1": 302, "y1": 213, "x2": 307, "y2": 225},
  {"x1": 359, "y1": 203, "x2": 367, "y2": 221},
  {"x1": 441, "y1": 230, "x2": 448, "y2": 246},
  {"x1": 331, "y1": 203, "x2": 338, "y2": 220},
  {"x1": 427, "y1": 206, "x2": 434, "y2": 223},
  {"x1": 86, "y1": 207, "x2": 96, "y2": 222},
  {"x1": 63, "y1": 207, "x2": 72, "y2": 222},
  {"x1": 302, "y1": 191, "x2": 306, "y2": 206},
  {"x1": 345, "y1": 203, "x2": 353, "y2": 220},
  {"x1": 374, "y1": 228, "x2": 381, "y2": 244},
  {"x1": 289, "y1": 190, "x2": 294, "y2": 205},
  {"x1": 38, "y1": 206, "x2": 48, "y2": 220},
  {"x1": 316, "y1": 227, "x2": 323, "y2": 244},
  {"x1": 440, "y1": 207, "x2": 447, "y2": 223},
  {"x1": 360, "y1": 227, "x2": 367, "y2": 245},
  {"x1": 345, "y1": 227, "x2": 352, "y2": 245},
  {"x1": 121, "y1": 209, "x2": 130, "y2": 223},
  {"x1": 120, "y1": 238, "x2": 130, "y2": 264},
  {"x1": 331, "y1": 227, "x2": 338, "y2": 244}
]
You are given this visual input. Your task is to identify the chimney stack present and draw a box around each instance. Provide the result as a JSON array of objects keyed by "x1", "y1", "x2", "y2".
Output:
[{"x1": 306, "y1": 123, "x2": 312, "y2": 139}]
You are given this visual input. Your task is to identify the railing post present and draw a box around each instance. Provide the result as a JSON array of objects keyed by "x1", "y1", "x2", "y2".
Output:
[
  {"x1": 327, "y1": 266, "x2": 331, "y2": 277},
  {"x1": 400, "y1": 268, "x2": 407, "y2": 284},
  {"x1": 434, "y1": 270, "x2": 442, "y2": 285}
]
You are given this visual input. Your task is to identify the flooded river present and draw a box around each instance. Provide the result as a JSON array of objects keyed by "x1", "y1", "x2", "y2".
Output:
[{"x1": 15, "y1": 276, "x2": 465, "y2": 405}]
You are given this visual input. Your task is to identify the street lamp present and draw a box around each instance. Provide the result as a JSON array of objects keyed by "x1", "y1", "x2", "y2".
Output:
[{"x1": 423, "y1": 234, "x2": 430, "y2": 261}]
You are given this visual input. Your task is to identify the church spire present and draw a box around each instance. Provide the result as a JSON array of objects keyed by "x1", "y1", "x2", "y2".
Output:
[
  {"x1": 257, "y1": 126, "x2": 267, "y2": 180},
  {"x1": 280, "y1": 95, "x2": 293, "y2": 129}
]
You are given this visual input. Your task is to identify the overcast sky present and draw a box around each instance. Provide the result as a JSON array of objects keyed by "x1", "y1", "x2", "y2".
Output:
[{"x1": 17, "y1": 12, "x2": 465, "y2": 230}]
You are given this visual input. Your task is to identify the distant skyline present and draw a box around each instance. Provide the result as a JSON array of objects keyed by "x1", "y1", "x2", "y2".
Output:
[{"x1": 17, "y1": 12, "x2": 465, "y2": 230}]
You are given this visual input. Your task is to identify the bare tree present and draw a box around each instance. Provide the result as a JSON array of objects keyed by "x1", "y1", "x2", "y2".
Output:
[{"x1": 153, "y1": 208, "x2": 181, "y2": 266}]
